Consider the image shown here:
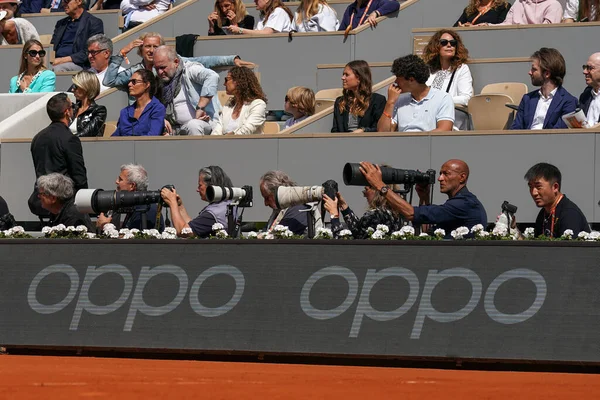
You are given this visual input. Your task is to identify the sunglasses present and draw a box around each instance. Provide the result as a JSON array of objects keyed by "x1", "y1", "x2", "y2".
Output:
[
  {"x1": 284, "y1": 95, "x2": 289, "y2": 102},
  {"x1": 128, "y1": 79, "x2": 144, "y2": 85},
  {"x1": 27, "y1": 50, "x2": 46, "y2": 58},
  {"x1": 439, "y1": 39, "x2": 457, "y2": 47},
  {"x1": 88, "y1": 49, "x2": 108, "y2": 57},
  {"x1": 583, "y1": 64, "x2": 596, "y2": 72}
]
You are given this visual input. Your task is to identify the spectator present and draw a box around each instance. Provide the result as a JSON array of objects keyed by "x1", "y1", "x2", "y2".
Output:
[
  {"x1": 51, "y1": 0, "x2": 103, "y2": 72},
  {"x1": 291, "y1": 0, "x2": 339, "y2": 32},
  {"x1": 120, "y1": 0, "x2": 170, "y2": 31},
  {"x1": 422, "y1": 29, "x2": 473, "y2": 130},
  {"x1": 563, "y1": 0, "x2": 598, "y2": 22},
  {"x1": 323, "y1": 181, "x2": 401, "y2": 239},
  {"x1": 90, "y1": 0, "x2": 120, "y2": 10},
  {"x1": 378, "y1": 54, "x2": 454, "y2": 132},
  {"x1": 30, "y1": 93, "x2": 88, "y2": 218},
  {"x1": 37, "y1": 173, "x2": 94, "y2": 231},
  {"x1": 96, "y1": 164, "x2": 164, "y2": 231},
  {"x1": 0, "y1": 0, "x2": 20, "y2": 17},
  {"x1": 0, "y1": 2, "x2": 39, "y2": 45},
  {"x1": 153, "y1": 45, "x2": 220, "y2": 136},
  {"x1": 232, "y1": 0, "x2": 293, "y2": 34},
  {"x1": 9, "y1": 39, "x2": 55, "y2": 93},
  {"x1": 284, "y1": 86, "x2": 315, "y2": 128},
  {"x1": 113, "y1": 69, "x2": 165, "y2": 136},
  {"x1": 454, "y1": 0, "x2": 511, "y2": 26},
  {"x1": 493, "y1": 0, "x2": 562, "y2": 25},
  {"x1": 208, "y1": 0, "x2": 254, "y2": 35},
  {"x1": 87, "y1": 34, "x2": 118, "y2": 93},
  {"x1": 259, "y1": 170, "x2": 309, "y2": 235},
  {"x1": 19, "y1": 0, "x2": 44, "y2": 13},
  {"x1": 360, "y1": 160, "x2": 487, "y2": 238},
  {"x1": 524, "y1": 162, "x2": 590, "y2": 238},
  {"x1": 332, "y1": 60, "x2": 385, "y2": 132},
  {"x1": 338, "y1": 0, "x2": 399, "y2": 33},
  {"x1": 580, "y1": 52, "x2": 600, "y2": 127},
  {"x1": 212, "y1": 66, "x2": 267, "y2": 135},
  {"x1": 70, "y1": 70, "x2": 107, "y2": 137},
  {"x1": 160, "y1": 166, "x2": 235, "y2": 238},
  {"x1": 103, "y1": 32, "x2": 251, "y2": 104},
  {"x1": 511, "y1": 48, "x2": 577, "y2": 130}
]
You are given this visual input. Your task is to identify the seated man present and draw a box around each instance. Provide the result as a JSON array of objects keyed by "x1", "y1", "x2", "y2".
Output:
[
  {"x1": 153, "y1": 45, "x2": 220, "y2": 136},
  {"x1": 19, "y1": 0, "x2": 45, "y2": 13},
  {"x1": 120, "y1": 0, "x2": 170, "y2": 31},
  {"x1": 97, "y1": 164, "x2": 164, "y2": 231},
  {"x1": 37, "y1": 172, "x2": 94, "y2": 231},
  {"x1": 259, "y1": 170, "x2": 309, "y2": 235},
  {"x1": 511, "y1": 48, "x2": 577, "y2": 130},
  {"x1": 525, "y1": 162, "x2": 589, "y2": 238},
  {"x1": 86, "y1": 34, "x2": 121, "y2": 93},
  {"x1": 0, "y1": 1, "x2": 39, "y2": 45},
  {"x1": 160, "y1": 166, "x2": 234, "y2": 238},
  {"x1": 360, "y1": 160, "x2": 487, "y2": 238},
  {"x1": 51, "y1": 0, "x2": 103, "y2": 72},
  {"x1": 378, "y1": 54, "x2": 454, "y2": 132},
  {"x1": 579, "y1": 52, "x2": 600, "y2": 128}
]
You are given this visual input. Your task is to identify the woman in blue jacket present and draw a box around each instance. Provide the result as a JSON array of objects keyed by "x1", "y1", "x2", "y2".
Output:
[
  {"x1": 338, "y1": 0, "x2": 400, "y2": 33},
  {"x1": 113, "y1": 69, "x2": 166, "y2": 136},
  {"x1": 9, "y1": 39, "x2": 55, "y2": 93}
]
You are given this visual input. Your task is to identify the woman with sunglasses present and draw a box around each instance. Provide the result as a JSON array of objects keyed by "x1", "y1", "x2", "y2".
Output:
[
  {"x1": 212, "y1": 66, "x2": 267, "y2": 135},
  {"x1": 0, "y1": 3, "x2": 39, "y2": 45},
  {"x1": 70, "y1": 70, "x2": 107, "y2": 137},
  {"x1": 9, "y1": 39, "x2": 55, "y2": 93},
  {"x1": 422, "y1": 29, "x2": 472, "y2": 130},
  {"x1": 113, "y1": 69, "x2": 166, "y2": 136}
]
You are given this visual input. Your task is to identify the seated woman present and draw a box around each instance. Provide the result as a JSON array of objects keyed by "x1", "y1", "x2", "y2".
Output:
[
  {"x1": 284, "y1": 86, "x2": 315, "y2": 128},
  {"x1": 563, "y1": 0, "x2": 598, "y2": 22},
  {"x1": 70, "y1": 70, "x2": 107, "y2": 137},
  {"x1": 120, "y1": 0, "x2": 171, "y2": 31},
  {"x1": 422, "y1": 29, "x2": 473, "y2": 131},
  {"x1": 37, "y1": 173, "x2": 94, "y2": 231},
  {"x1": 212, "y1": 66, "x2": 267, "y2": 135},
  {"x1": 494, "y1": 0, "x2": 562, "y2": 24},
  {"x1": 338, "y1": 0, "x2": 399, "y2": 33},
  {"x1": 323, "y1": 183, "x2": 401, "y2": 239},
  {"x1": 0, "y1": 4, "x2": 39, "y2": 45},
  {"x1": 9, "y1": 39, "x2": 55, "y2": 93},
  {"x1": 113, "y1": 69, "x2": 166, "y2": 136},
  {"x1": 454, "y1": 0, "x2": 511, "y2": 26},
  {"x1": 291, "y1": 0, "x2": 339, "y2": 32},
  {"x1": 332, "y1": 60, "x2": 385, "y2": 133},
  {"x1": 229, "y1": 0, "x2": 293, "y2": 34},
  {"x1": 208, "y1": 0, "x2": 255, "y2": 35}
]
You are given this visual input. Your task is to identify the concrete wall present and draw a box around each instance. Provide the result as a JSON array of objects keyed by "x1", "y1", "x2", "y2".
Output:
[{"x1": 0, "y1": 93, "x2": 50, "y2": 123}]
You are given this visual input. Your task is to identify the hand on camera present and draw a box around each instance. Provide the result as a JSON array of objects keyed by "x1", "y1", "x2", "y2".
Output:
[
  {"x1": 415, "y1": 183, "x2": 430, "y2": 202},
  {"x1": 322, "y1": 194, "x2": 339, "y2": 217},
  {"x1": 336, "y1": 192, "x2": 348, "y2": 211},
  {"x1": 96, "y1": 212, "x2": 112, "y2": 229},
  {"x1": 359, "y1": 161, "x2": 385, "y2": 190},
  {"x1": 160, "y1": 187, "x2": 178, "y2": 207}
]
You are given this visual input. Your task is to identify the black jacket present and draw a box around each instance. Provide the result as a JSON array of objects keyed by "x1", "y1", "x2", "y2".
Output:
[
  {"x1": 331, "y1": 93, "x2": 386, "y2": 133},
  {"x1": 579, "y1": 86, "x2": 600, "y2": 123},
  {"x1": 209, "y1": 15, "x2": 255, "y2": 36},
  {"x1": 50, "y1": 197, "x2": 94, "y2": 231},
  {"x1": 73, "y1": 101, "x2": 107, "y2": 137},
  {"x1": 51, "y1": 10, "x2": 104, "y2": 67}
]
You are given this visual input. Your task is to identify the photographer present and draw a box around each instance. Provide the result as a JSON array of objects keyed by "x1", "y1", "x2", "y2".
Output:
[
  {"x1": 96, "y1": 164, "x2": 164, "y2": 231},
  {"x1": 161, "y1": 166, "x2": 233, "y2": 238},
  {"x1": 360, "y1": 160, "x2": 487, "y2": 238},
  {"x1": 37, "y1": 173, "x2": 94, "y2": 231},
  {"x1": 259, "y1": 170, "x2": 309, "y2": 235}
]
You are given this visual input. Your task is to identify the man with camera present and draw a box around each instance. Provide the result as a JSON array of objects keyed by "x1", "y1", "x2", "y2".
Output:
[
  {"x1": 259, "y1": 170, "x2": 310, "y2": 235},
  {"x1": 96, "y1": 164, "x2": 163, "y2": 231},
  {"x1": 160, "y1": 166, "x2": 233, "y2": 238},
  {"x1": 359, "y1": 160, "x2": 487, "y2": 238},
  {"x1": 38, "y1": 173, "x2": 94, "y2": 231}
]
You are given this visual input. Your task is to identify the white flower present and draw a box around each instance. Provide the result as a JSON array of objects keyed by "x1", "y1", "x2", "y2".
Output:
[
  {"x1": 130, "y1": 228, "x2": 140, "y2": 234},
  {"x1": 524, "y1": 227, "x2": 535, "y2": 239},
  {"x1": 315, "y1": 227, "x2": 333, "y2": 239},
  {"x1": 119, "y1": 228, "x2": 131, "y2": 235},
  {"x1": 338, "y1": 229, "x2": 352, "y2": 238},
  {"x1": 143, "y1": 229, "x2": 160, "y2": 238},
  {"x1": 419, "y1": 232, "x2": 429, "y2": 238},
  {"x1": 492, "y1": 223, "x2": 508, "y2": 237},
  {"x1": 263, "y1": 232, "x2": 275, "y2": 240},
  {"x1": 390, "y1": 231, "x2": 402, "y2": 239},
  {"x1": 181, "y1": 227, "x2": 193, "y2": 235},
  {"x1": 42, "y1": 226, "x2": 52, "y2": 234},
  {"x1": 434, "y1": 228, "x2": 446, "y2": 238},
  {"x1": 108, "y1": 230, "x2": 120, "y2": 238},
  {"x1": 75, "y1": 225, "x2": 88, "y2": 232},
  {"x1": 561, "y1": 229, "x2": 574, "y2": 240},
  {"x1": 451, "y1": 226, "x2": 469, "y2": 240},
  {"x1": 589, "y1": 231, "x2": 600, "y2": 241},
  {"x1": 161, "y1": 232, "x2": 177, "y2": 239},
  {"x1": 54, "y1": 224, "x2": 66, "y2": 231},
  {"x1": 281, "y1": 229, "x2": 293, "y2": 238},
  {"x1": 103, "y1": 223, "x2": 116, "y2": 232},
  {"x1": 376, "y1": 224, "x2": 389, "y2": 234},
  {"x1": 212, "y1": 222, "x2": 224, "y2": 231},
  {"x1": 400, "y1": 226, "x2": 415, "y2": 236},
  {"x1": 477, "y1": 230, "x2": 490, "y2": 239},
  {"x1": 246, "y1": 231, "x2": 258, "y2": 239},
  {"x1": 273, "y1": 225, "x2": 293, "y2": 238},
  {"x1": 11, "y1": 226, "x2": 25, "y2": 234},
  {"x1": 273, "y1": 224, "x2": 288, "y2": 232},
  {"x1": 578, "y1": 231, "x2": 590, "y2": 240},
  {"x1": 371, "y1": 230, "x2": 385, "y2": 240},
  {"x1": 366, "y1": 227, "x2": 375, "y2": 235},
  {"x1": 121, "y1": 233, "x2": 135, "y2": 239},
  {"x1": 470, "y1": 224, "x2": 484, "y2": 233},
  {"x1": 86, "y1": 232, "x2": 97, "y2": 239},
  {"x1": 164, "y1": 227, "x2": 177, "y2": 235},
  {"x1": 66, "y1": 226, "x2": 77, "y2": 232}
]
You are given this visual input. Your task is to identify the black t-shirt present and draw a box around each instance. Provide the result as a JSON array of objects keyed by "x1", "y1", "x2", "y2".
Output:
[
  {"x1": 534, "y1": 195, "x2": 590, "y2": 238},
  {"x1": 454, "y1": 3, "x2": 511, "y2": 26}
]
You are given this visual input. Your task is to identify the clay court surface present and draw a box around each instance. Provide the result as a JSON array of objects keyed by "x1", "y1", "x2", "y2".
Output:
[{"x1": 1, "y1": 355, "x2": 599, "y2": 399}]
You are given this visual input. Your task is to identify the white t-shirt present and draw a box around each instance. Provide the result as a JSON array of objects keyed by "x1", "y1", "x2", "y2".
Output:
[
  {"x1": 563, "y1": 0, "x2": 597, "y2": 21},
  {"x1": 291, "y1": 4, "x2": 339, "y2": 32},
  {"x1": 256, "y1": 7, "x2": 292, "y2": 32},
  {"x1": 530, "y1": 88, "x2": 557, "y2": 130},
  {"x1": 174, "y1": 85, "x2": 196, "y2": 125},
  {"x1": 225, "y1": 115, "x2": 239, "y2": 133},
  {"x1": 391, "y1": 88, "x2": 455, "y2": 132},
  {"x1": 93, "y1": 66, "x2": 124, "y2": 93}
]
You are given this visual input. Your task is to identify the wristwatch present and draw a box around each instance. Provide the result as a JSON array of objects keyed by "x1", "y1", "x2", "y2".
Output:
[{"x1": 379, "y1": 185, "x2": 389, "y2": 196}]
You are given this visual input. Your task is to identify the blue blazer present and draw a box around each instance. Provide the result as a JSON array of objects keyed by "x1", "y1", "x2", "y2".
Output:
[
  {"x1": 113, "y1": 96, "x2": 166, "y2": 137},
  {"x1": 51, "y1": 11, "x2": 104, "y2": 67},
  {"x1": 511, "y1": 86, "x2": 578, "y2": 130},
  {"x1": 578, "y1": 86, "x2": 600, "y2": 124}
]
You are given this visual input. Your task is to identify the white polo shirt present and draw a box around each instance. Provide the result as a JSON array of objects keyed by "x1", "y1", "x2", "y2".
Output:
[{"x1": 392, "y1": 88, "x2": 455, "y2": 132}]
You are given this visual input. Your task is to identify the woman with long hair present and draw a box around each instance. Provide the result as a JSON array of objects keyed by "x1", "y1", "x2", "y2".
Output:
[
  {"x1": 113, "y1": 69, "x2": 166, "y2": 136},
  {"x1": 454, "y1": 0, "x2": 511, "y2": 26},
  {"x1": 212, "y1": 66, "x2": 267, "y2": 135},
  {"x1": 291, "y1": 0, "x2": 339, "y2": 32},
  {"x1": 338, "y1": 0, "x2": 399, "y2": 33},
  {"x1": 563, "y1": 0, "x2": 599, "y2": 22},
  {"x1": 208, "y1": 0, "x2": 255, "y2": 35},
  {"x1": 9, "y1": 39, "x2": 55, "y2": 93},
  {"x1": 331, "y1": 60, "x2": 386, "y2": 133},
  {"x1": 229, "y1": 0, "x2": 293, "y2": 34},
  {"x1": 422, "y1": 29, "x2": 472, "y2": 130},
  {"x1": 70, "y1": 70, "x2": 107, "y2": 137}
]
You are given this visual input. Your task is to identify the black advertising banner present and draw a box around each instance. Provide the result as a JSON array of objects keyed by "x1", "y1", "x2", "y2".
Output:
[{"x1": 1, "y1": 241, "x2": 600, "y2": 362}]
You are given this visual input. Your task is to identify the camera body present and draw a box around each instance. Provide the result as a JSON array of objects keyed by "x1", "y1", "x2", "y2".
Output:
[
  {"x1": 343, "y1": 162, "x2": 436, "y2": 187},
  {"x1": 322, "y1": 179, "x2": 338, "y2": 200},
  {"x1": 501, "y1": 200, "x2": 518, "y2": 214}
]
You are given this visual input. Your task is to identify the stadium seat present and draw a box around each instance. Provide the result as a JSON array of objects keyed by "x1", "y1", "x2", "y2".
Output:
[
  {"x1": 315, "y1": 99, "x2": 335, "y2": 114},
  {"x1": 315, "y1": 88, "x2": 343, "y2": 100},
  {"x1": 480, "y1": 82, "x2": 528, "y2": 106},
  {"x1": 467, "y1": 94, "x2": 514, "y2": 130},
  {"x1": 218, "y1": 91, "x2": 233, "y2": 107},
  {"x1": 263, "y1": 121, "x2": 280, "y2": 134},
  {"x1": 103, "y1": 122, "x2": 117, "y2": 137}
]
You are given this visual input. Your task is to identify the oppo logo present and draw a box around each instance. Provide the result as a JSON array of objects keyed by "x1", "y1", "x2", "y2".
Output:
[
  {"x1": 27, "y1": 264, "x2": 245, "y2": 331},
  {"x1": 300, "y1": 266, "x2": 547, "y2": 339}
]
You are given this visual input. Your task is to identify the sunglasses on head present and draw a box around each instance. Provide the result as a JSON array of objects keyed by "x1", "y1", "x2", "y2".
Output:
[
  {"x1": 27, "y1": 50, "x2": 46, "y2": 58},
  {"x1": 439, "y1": 39, "x2": 457, "y2": 47}
]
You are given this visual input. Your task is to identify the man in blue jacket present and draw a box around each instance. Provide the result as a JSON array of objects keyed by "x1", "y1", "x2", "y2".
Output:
[
  {"x1": 511, "y1": 47, "x2": 577, "y2": 130},
  {"x1": 51, "y1": 0, "x2": 103, "y2": 72}
]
